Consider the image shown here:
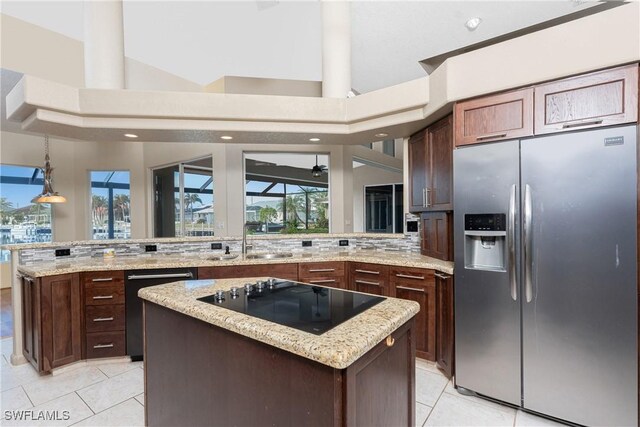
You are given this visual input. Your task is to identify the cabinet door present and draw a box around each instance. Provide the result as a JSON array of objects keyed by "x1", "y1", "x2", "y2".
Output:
[
  {"x1": 421, "y1": 211, "x2": 453, "y2": 261},
  {"x1": 427, "y1": 115, "x2": 453, "y2": 211},
  {"x1": 40, "y1": 274, "x2": 81, "y2": 371},
  {"x1": 21, "y1": 275, "x2": 41, "y2": 371},
  {"x1": 454, "y1": 88, "x2": 534, "y2": 146},
  {"x1": 409, "y1": 130, "x2": 428, "y2": 212},
  {"x1": 436, "y1": 273, "x2": 454, "y2": 378},
  {"x1": 534, "y1": 65, "x2": 638, "y2": 135},
  {"x1": 390, "y1": 268, "x2": 436, "y2": 361}
]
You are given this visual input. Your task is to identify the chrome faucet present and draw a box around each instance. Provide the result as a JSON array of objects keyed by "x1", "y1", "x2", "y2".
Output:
[{"x1": 242, "y1": 223, "x2": 253, "y2": 254}]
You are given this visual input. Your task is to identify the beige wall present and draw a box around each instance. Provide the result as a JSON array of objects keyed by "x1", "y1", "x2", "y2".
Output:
[{"x1": 1, "y1": 131, "x2": 399, "y2": 241}]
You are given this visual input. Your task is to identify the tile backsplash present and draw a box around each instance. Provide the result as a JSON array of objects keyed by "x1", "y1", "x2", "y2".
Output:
[{"x1": 16, "y1": 234, "x2": 420, "y2": 265}]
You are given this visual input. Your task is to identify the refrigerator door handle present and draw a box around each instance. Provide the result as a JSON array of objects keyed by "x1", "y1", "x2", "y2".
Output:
[
  {"x1": 508, "y1": 184, "x2": 517, "y2": 301},
  {"x1": 524, "y1": 184, "x2": 533, "y2": 303}
]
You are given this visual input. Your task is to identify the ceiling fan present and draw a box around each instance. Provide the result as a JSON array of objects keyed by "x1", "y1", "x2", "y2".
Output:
[{"x1": 311, "y1": 155, "x2": 328, "y2": 177}]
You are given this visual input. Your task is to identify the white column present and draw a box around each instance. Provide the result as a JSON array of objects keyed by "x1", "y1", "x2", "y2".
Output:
[
  {"x1": 321, "y1": 0, "x2": 351, "y2": 98},
  {"x1": 83, "y1": 0, "x2": 125, "y2": 89}
]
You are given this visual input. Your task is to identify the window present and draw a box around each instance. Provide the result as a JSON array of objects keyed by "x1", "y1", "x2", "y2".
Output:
[
  {"x1": 364, "y1": 184, "x2": 404, "y2": 233},
  {"x1": 383, "y1": 140, "x2": 395, "y2": 156},
  {"x1": 153, "y1": 157, "x2": 213, "y2": 237},
  {"x1": 245, "y1": 153, "x2": 329, "y2": 234},
  {"x1": 90, "y1": 171, "x2": 131, "y2": 239},
  {"x1": 0, "y1": 165, "x2": 53, "y2": 248}
]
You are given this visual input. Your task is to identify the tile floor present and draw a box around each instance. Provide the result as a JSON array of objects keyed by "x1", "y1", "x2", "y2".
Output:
[{"x1": 0, "y1": 337, "x2": 566, "y2": 426}]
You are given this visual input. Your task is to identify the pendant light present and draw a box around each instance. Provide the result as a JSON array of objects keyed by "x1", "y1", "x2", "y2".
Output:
[{"x1": 32, "y1": 135, "x2": 66, "y2": 204}]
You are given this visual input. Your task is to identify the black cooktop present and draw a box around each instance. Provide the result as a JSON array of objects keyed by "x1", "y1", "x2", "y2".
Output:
[{"x1": 197, "y1": 279, "x2": 385, "y2": 335}]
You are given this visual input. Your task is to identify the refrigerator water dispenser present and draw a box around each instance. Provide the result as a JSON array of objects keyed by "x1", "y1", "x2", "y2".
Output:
[{"x1": 464, "y1": 214, "x2": 506, "y2": 271}]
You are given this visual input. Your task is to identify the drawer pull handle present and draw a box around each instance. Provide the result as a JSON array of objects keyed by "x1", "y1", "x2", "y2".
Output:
[
  {"x1": 354, "y1": 269, "x2": 379, "y2": 275},
  {"x1": 309, "y1": 279, "x2": 336, "y2": 284},
  {"x1": 92, "y1": 295, "x2": 114, "y2": 300},
  {"x1": 396, "y1": 285, "x2": 425, "y2": 293},
  {"x1": 386, "y1": 336, "x2": 395, "y2": 347},
  {"x1": 93, "y1": 317, "x2": 114, "y2": 322},
  {"x1": 127, "y1": 272, "x2": 193, "y2": 280},
  {"x1": 308, "y1": 268, "x2": 335, "y2": 273},
  {"x1": 395, "y1": 273, "x2": 425, "y2": 280},
  {"x1": 434, "y1": 272, "x2": 450, "y2": 280},
  {"x1": 561, "y1": 119, "x2": 603, "y2": 129},
  {"x1": 93, "y1": 343, "x2": 114, "y2": 349},
  {"x1": 355, "y1": 279, "x2": 380, "y2": 286},
  {"x1": 476, "y1": 133, "x2": 507, "y2": 141},
  {"x1": 91, "y1": 278, "x2": 114, "y2": 282}
]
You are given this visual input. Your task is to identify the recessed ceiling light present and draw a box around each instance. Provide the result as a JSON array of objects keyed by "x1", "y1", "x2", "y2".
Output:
[
  {"x1": 465, "y1": 17, "x2": 482, "y2": 31},
  {"x1": 309, "y1": 137, "x2": 320, "y2": 142},
  {"x1": 221, "y1": 135, "x2": 233, "y2": 140},
  {"x1": 375, "y1": 133, "x2": 388, "y2": 138},
  {"x1": 124, "y1": 133, "x2": 138, "y2": 138}
]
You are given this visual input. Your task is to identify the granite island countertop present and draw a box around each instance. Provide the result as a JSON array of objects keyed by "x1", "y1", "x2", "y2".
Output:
[
  {"x1": 17, "y1": 250, "x2": 454, "y2": 278},
  {"x1": 138, "y1": 277, "x2": 421, "y2": 369}
]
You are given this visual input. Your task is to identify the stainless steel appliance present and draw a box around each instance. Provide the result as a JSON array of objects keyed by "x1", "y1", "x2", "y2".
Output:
[
  {"x1": 454, "y1": 125, "x2": 638, "y2": 426},
  {"x1": 125, "y1": 268, "x2": 197, "y2": 360}
]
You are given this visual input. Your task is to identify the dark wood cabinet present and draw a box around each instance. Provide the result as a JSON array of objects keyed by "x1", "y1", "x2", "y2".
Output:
[
  {"x1": 534, "y1": 64, "x2": 638, "y2": 135},
  {"x1": 421, "y1": 211, "x2": 453, "y2": 261},
  {"x1": 198, "y1": 263, "x2": 298, "y2": 281},
  {"x1": 349, "y1": 262, "x2": 390, "y2": 295},
  {"x1": 408, "y1": 115, "x2": 454, "y2": 212},
  {"x1": 145, "y1": 300, "x2": 415, "y2": 426},
  {"x1": 409, "y1": 129, "x2": 428, "y2": 212},
  {"x1": 435, "y1": 272, "x2": 454, "y2": 378},
  {"x1": 299, "y1": 261, "x2": 346, "y2": 289},
  {"x1": 40, "y1": 274, "x2": 82, "y2": 371},
  {"x1": 390, "y1": 267, "x2": 436, "y2": 361},
  {"x1": 21, "y1": 275, "x2": 41, "y2": 371},
  {"x1": 454, "y1": 88, "x2": 534, "y2": 146},
  {"x1": 81, "y1": 271, "x2": 125, "y2": 359}
]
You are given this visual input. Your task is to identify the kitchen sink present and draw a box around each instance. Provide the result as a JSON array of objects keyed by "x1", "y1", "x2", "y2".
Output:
[
  {"x1": 245, "y1": 252, "x2": 294, "y2": 260},
  {"x1": 208, "y1": 254, "x2": 239, "y2": 261}
]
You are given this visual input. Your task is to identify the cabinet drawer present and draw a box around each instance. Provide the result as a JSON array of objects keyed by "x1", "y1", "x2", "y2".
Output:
[
  {"x1": 534, "y1": 65, "x2": 638, "y2": 135},
  {"x1": 84, "y1": 282, "x2": 125, "y2": 306},
  {"x1": 85, "y1": 331, "x2": 125, "y2": 359},
  {"x1": 350, "y1": 262, "x2": 389, "y2": 294},
  {"x1": 199, "y1": 263, "x2": 298, "y2": 281},
  {"x1": 303, "y1": 277, "x2": 346, "y2": 289},
  {"x1": 81, "y1": 271, "x2": 124, "y2": 286},
  {"x1": 85, "y1": 304, "x2": 125, "y2": 333},
  {"x1": 389, "y1": 267, "x2": 435, "y2": 286},
  {"x1": 299, "y1": 262, "x2": 345, "y2": 278},
  {"x1": 454, "y1": 88, "x2": 534, "y2": 146}
]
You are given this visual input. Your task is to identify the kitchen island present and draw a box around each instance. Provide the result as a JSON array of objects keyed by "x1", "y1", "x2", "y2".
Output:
[{"x1": 139, "y1": 277, "x2": 420, "y2": 426}]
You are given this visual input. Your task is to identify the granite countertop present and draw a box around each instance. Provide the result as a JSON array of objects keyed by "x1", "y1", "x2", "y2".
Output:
[
  {"x1": 138, "y1": 277, "x2": 420, "y2": 369},
  {"x1": 16, "y1": 250, "x2": 454, "y2": 277}
]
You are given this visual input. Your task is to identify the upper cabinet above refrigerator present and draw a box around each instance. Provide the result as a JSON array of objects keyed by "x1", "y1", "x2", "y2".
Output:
[
  {"x1": 534, "y1": 65, "x2": 638, "y2": 135},
  {"x1": 454, "y1": 88, "x2": 534, "y2": 147}
]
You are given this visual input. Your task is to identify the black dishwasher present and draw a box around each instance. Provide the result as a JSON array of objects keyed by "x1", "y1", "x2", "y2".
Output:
[{"x1": 125, "y1": 267, "x2": 197, "y2": 360}]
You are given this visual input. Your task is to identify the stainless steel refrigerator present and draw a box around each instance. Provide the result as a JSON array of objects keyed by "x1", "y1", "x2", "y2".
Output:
[{"x1": 453, "y1": 125, "x2": 638, "y2": 426}]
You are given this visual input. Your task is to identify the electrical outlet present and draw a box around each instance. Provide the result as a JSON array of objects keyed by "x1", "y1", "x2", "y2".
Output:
[
  {"x1": 145, "y1": 245, "x2": 158, "y2": 252},
  {"x1": 55, "y1": 248, "x2": 71, "y2": 257},
  {"x1": 302, "y1": 240, "x2": 312, "y2": 247},
  {"x1": 211, "y1": 243, "x2": 223, "y2": 250},
  {"x1": 339, "y1": 240, "x2": 349, "y2": 247}
]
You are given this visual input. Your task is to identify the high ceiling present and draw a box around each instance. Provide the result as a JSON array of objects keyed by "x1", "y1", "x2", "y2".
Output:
[{"x1": 1, "y1": 1, "x2": 599, "y2": 94}]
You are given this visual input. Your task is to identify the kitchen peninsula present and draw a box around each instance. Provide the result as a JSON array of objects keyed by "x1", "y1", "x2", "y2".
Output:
[{"x1": 138, "y1": 277, "x2": 420, "y2": 426}]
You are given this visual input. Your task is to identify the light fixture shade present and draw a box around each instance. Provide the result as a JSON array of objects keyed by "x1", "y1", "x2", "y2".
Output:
[{"x1": 33, "y1": 135, "x2": 66, "y2": 204}]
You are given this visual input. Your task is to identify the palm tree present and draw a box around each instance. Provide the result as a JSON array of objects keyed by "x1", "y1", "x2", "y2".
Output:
[
  {"x1": 258, "y1": 206, "x2": 278, "y2": 233},
  {"x1": 113, "y1": 194, "x2": 130, "y2": 222},
  {"x1": 0, "y1": 197, "x2": 13, "y2": 224},
  {"x1": 184, "y1": 193, "x2": 202, "y2": 223},
  {"x1": 278, "y1": 195, "x2": 305, "y2": 231},
  {"x1": 91, "y1": 195, "x2": 108, "y2": 229}
]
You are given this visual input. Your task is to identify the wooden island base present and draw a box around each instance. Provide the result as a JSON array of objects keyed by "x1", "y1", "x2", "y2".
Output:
[{"x1": 144, "y1": 301, "x2": 416, "y2": 426}]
